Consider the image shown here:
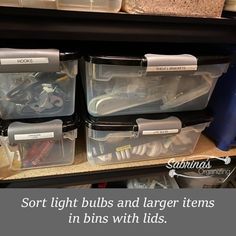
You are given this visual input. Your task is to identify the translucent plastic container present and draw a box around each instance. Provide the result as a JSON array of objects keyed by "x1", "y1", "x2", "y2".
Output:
[
  {"x1": 127, "y1": 175, "x2": 179, "y2": 189},
  {"x1": 0, "y1": 117, "x2": 77, "y2": 170},
  {"x1": 81, "y1": 54, "x2": 229, "y2": 117},
  {"x1": 0, "y1": 49, "x2": 78, "y2": 120},
  {"x1": 86, "y1": 111, "x2": 212, "y2": 165},
  {"x1": 0, "y1": 0, "x2": 57, "y2": 8},
  {"x1": 122, "y1": 0, "x2": 225, "y2": 18},
  {"x1": 22, "y1": 0, "x2": 57, "y2": 9},
  {"x1": 224, "y1": 0, "x2": 236, "y2": 12},
  {"x1": 0, "y1": 0, "x2": 122, "y2": 12},
  {"x1": 58, "y1": 0, "x2": 122, "y2": 12},
  {"x1": 176, "y1": 167, "x2": 235, "y2": 188},
  {"x1": 0, "y1": 0, "x2": 19, "y2": 7}
]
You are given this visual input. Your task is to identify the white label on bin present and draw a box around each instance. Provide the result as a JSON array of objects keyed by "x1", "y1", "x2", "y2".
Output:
[
  {"x1": 145, "y1": 54, "x2": 198, "y2": 72},
  {"x1": 146, "y1": 65, "x2": 198, "y2": 72},
  {"x1": 0, "y1": 57, "x2": 49, "y2": 65},
  {"x1": 14, "y1": 132, "x2": 54, "y2": 141},
  {"x1": 143, "y1": 129, "x2": 179, "y2": 135}
]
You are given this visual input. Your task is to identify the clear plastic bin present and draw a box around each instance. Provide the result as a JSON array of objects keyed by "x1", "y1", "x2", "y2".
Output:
[
  {"x1": 176, "y1": 167, "x2": 236, "y2": 188},
  {"x1": 86, "y1": 111, "x2": 212, "y2": 165},
  {"x1": 0, "y1": 0, "x2": 19, "y2": 7},
  {"x1": 127, "y1": 175, "x2": 179, "y2": 189},
  {"x1": 58, "y1": 0, "x2": 122, "y2": 12},
  {"x1": 0, "y1": 118, "x2": 77, "y2": 170},
  {"x1": 225, "y1": 0, "x2": 236, "y2": 12},
  {"x1": 0, "y1": 49, "x2": 77, "y2": 120},
  {"x1": 0, "y1": 0, "x2": 122, "y2": 12},
  {"x1": 122, "y1": 0, "x2": 225, "y2": 18},
  {"x1": 81, "y1": 54, "x2": 229, "y2": 117},
  {"x1": 22, "y1": 0, "x2": 57, "y2": 9},
  {"x1": 0, "y1": 0, "x2": 57, "y2": 8}
]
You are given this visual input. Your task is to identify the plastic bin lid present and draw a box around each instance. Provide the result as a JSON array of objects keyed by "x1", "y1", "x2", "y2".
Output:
[
  {"x1": 0, "y1": 114, "x2": 79, "y2": 137},
  {"x1": 84, "y1": 54, "x2": 230, "y2": 66},
  {"x1": 60, "y1": 52, "x2": 80, "y2": 61},
  {"x1": 85, "y1": 110, "x2": 213, "y2": 132},
  {"x1": 0, "y1": 49, "x2": 79, "y2": 73}
]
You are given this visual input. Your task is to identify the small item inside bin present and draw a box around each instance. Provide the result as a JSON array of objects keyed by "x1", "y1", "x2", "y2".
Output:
[
  {"x1": 4, "y1": 73, "x2": 68, "y2": 116},
  {"x1": 22, "y1": 140, "x2": 55, "y2": 168}
]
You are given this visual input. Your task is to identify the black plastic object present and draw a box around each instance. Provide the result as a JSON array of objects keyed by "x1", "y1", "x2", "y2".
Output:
[
  {"x1": 60, "y1": 52, "x2": 80, "y2": 61},
  {"x1": 0, "y1": 7, "x2": 236, "y2": 44},
  {"x1": 85, "y1": 110, "x2": 213, "y2": 132},
  {"x1": 0, "y1": 114, "x2": 79, "y2": 137},
  {"x1": 84, "y1": 55, "x2": 231, "y2": 66}
]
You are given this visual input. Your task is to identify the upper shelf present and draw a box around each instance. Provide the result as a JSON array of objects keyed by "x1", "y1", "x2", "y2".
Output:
[{"x1": 0, "y1": 7, "x2": 236, "y2": 44}]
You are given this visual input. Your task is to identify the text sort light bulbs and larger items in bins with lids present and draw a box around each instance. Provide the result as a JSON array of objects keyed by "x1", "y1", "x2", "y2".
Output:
[
  {"x1": 0, "y1": 0, "x2": 122, "y2": 12},
  {"x1": 80, "y1": 54, "x2": 230, "y2": 117},
  {"x1": 0, "y1": 49, "x2": 78, "y2": 120}
]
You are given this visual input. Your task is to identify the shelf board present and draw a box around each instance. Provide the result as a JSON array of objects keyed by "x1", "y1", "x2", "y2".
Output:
[
  {"x1": 1, "y1": 135, "x2": 236, "y2": 186},
  {"x1": 0, "y1": 7, "x2": 236, "y2": 43}
]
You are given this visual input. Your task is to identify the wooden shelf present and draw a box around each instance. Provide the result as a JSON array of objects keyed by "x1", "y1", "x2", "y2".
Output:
[{"x1": 1, "y1": 135, "x2": 236, "y2": 186}]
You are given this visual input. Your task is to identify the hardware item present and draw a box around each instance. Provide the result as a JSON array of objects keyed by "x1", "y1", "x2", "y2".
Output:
[
  {"x1": 89, "y1": 75, "x2": 213, "y2": 115},
  {"x1": 89, "y1": 92, "x2": 162, "y2": 116},
  {"x1": 160, "y1": 75, "x2": 213, "y2": 110},
  {"x1": 88, "y1": 74, "x2": 214, "y2": 116},
  {"x1": 1, "y1": 73, "x2": 68, "y2": 117},
  {"x1": 6, "y1": 77, "x2": 34, "y2": 104},
  {"x1": 28, "y1": 93, "x2": 64, "y2": 113},
  {"x1": 22, "y1": 140, "x2": 55, "y2": 168},
  {"x1": 93, "y1": 130, "x2": 195, "y2": 162}
]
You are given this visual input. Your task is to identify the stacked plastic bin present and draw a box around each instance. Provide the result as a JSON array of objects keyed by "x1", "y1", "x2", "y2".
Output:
[
  {"x1": 225, "y1": 0, "x2": 236, "y2": 12},
  {"x1": 0, "y1": 49, "x2": 79, "y2": 170},
  {"x1": 0, "y1": 0, "x2": 122, "y2": 12},
  {"x1": 80, "y1": 53, "x2": 230, "y2": 165}
]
